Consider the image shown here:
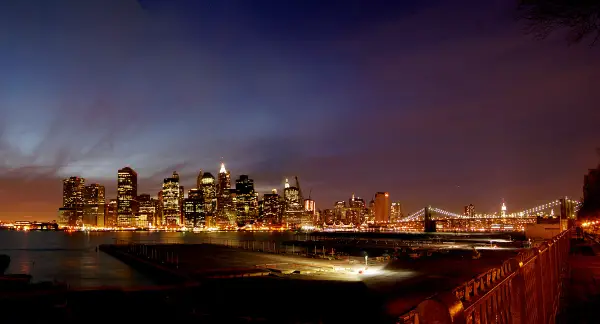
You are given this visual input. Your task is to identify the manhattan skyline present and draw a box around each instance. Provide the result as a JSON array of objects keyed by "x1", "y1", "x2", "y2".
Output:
[{"x1": 0, "y1": 0, "x2": 599, "y2": 221}]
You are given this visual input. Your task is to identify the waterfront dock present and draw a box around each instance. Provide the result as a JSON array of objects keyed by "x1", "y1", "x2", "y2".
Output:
[{"x1": 98, "y1": 239, "x2": 521, "y2": 320}]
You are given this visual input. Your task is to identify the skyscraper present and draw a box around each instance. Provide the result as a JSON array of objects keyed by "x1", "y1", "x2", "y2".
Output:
[
  {"x1": 117, "y1": 167, "x2": 137, "y2": 227},
  {"x1": 263, "y1": 189, "x2": 282, "y2": 225},
  {"x1": 283, "y1": 178, "x2": 303, "y2": 225},
  {"x1": 201, "y1": 172, "x2": 216, "y2": 216},
  {"x1": 84, "y1": 183, "x2": 105, "y2": 226},
  {"x1": 105, "y1": 199, "x2": 118, "y2": 227},
  {"x1": 334, "y1": 201, "x2": 346, "y2": 223},
  {"x1": 304, "y1": 199, "x2": 315, "y2": 213},
  {"x1": 216, "y1": 163, "x2": 231, "y2": 216},
  {"x1": 162, "y1": 171, "x2": 181, "y2": 226},
  {"x1": 348, "y1": 194, "x2": 365, "y2": 224},
  {"x1": 62, "y1": 177, "x2": 85, "y2": 226},
  {"x1": 216, "y1": 163, "x2": 236, "y2": 224},
  {"x1": 390, "y1": 202, "x2": 403, "y2": 222},
  {"x1": 138, "y1": 194, "x2": 158, "y2": 227},
  {"x1": 374, "y1": 192, "x2": 390, "y2": 223},
  {"x1": 183, "y1": 188, "x2": 204, "y2": 227},
  {"x1": 235, "y1": 175, "x2": 257, "y2": 223}
]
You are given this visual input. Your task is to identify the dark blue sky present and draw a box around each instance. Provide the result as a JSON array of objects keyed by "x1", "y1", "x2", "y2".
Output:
[{"x1": 0, "y1": 0, "x2": 599, "y2": 221}]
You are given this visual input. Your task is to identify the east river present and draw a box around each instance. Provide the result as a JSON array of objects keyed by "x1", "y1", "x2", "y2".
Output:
[{"x1": 0, "y1": 230, "x2": 295, "y2": 287}]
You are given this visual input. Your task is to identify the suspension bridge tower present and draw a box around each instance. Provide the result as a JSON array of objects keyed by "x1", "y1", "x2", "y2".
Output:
[{"x1": 424, "y1": 206, "x2": 436, "y2": 232}]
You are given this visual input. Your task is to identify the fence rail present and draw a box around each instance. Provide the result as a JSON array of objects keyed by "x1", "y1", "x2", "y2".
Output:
[{"x1": 398, "y1": 229, "x2": 571, "y2": 324}]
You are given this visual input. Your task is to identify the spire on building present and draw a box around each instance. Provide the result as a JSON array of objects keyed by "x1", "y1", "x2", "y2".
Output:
[
  {"x1": 220, "y1": 163, "x2": 226, "y2": 173},
  {"x1": 284, "y1": 178, "x2": 290, "y2": 188}
]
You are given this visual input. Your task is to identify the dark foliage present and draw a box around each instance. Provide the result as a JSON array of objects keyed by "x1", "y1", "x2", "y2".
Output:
[{"x1": 518, "y1": 0, "x2": 600, "y2": 45}]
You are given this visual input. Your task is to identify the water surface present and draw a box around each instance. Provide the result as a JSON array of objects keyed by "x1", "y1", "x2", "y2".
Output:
[{"x1": 0, "y1": 231, "x2": 295, "y2": 287}]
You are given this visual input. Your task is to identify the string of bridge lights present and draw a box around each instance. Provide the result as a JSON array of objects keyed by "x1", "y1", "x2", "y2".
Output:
[{"x1": 400, "y1": 197, "x2": 581, "y2": 222}]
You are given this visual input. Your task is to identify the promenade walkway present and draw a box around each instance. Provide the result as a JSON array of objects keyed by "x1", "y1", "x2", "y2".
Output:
[{"x1": 558, "y1": 235, "x2": 600, "y2": 323}]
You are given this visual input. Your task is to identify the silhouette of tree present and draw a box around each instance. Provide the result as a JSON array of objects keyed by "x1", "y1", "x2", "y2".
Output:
[{"x1": 519, "y1": 0, "x2": 600, "y2": 45}]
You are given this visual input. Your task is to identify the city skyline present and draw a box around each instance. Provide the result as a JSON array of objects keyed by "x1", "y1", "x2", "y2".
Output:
[
  {"x1": 0, "y1": 0, "x2": 599, "y2": 221},
  {"x1": 51, "y1": 161, "x2": 579, "y2": 226}
]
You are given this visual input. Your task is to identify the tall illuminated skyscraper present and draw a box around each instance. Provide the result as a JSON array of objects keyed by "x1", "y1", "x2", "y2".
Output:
[
  {"x1": 162, "y1": 171, "x2": 181, "y2": 226},
  {"x1": 217, "y1": 163, "x2": 231, "y2": 213},
  {"x1": 334, "y1": 201, "x2": 346, "y2": 223},
  {"x1": 84, "y1": 183, "x2": 105, "y2": 226},
  {"x1": 283, "y1": 178, "x2": 303, "y2": 225},
  {"x1": 61, "y1": 177, "x2": 85, "y2": 226},
  {"x1": 263, "y1": 189, "x2": 282, "y2": 225},
  {"x1": 236, "y1": 175, "x2": 257, "y2": 223},
  {"x1": 217, "y1": 163, "x2": 235, "y2": 223},
  {"x1": 183, "y1": 188, "x2": 204, "y2": 227},
  {"x1": 201, "y1": 172, "x2": 216, "y2": 216},
  {"x1": 348, "y1": 194, "x2": 365, "y2": 224},
  {"x1": 374, "y1": 192, "x2": 390, "y2": 223},
  {"x1": 117, "y1": 167, "x2": 137, "y2": 227}
]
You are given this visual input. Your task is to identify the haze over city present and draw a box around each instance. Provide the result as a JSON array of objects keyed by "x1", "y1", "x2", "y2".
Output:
[{"x1": 1, "y1": 0, "x2": 599, "y2": 221}]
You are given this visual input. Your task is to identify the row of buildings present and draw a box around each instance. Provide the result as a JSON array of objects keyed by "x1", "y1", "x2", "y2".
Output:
[
  {"x1": 57, "y1": 163, "x2": 413, "y2": 229},
  {"x1": 316, "y1": 193, "x2": 402, "y2": 225},
  {"x1": 58, "y1": 164, "x2": 314, "y2": 228}
]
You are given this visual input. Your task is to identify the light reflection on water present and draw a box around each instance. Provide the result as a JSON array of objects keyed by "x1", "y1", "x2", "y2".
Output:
[{"x1": 0, "y1": 231, "x2": 295, "y2": 287}]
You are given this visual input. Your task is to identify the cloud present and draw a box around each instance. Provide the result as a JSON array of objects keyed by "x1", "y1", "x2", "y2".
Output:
[{"x1": 0, "y1": 0, "x2": 598, "y2": 220}]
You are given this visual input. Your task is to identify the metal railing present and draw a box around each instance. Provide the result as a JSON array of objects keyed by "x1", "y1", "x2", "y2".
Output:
[{"x1": 398, "y1": 229, "x2": 571, "y2": 324}]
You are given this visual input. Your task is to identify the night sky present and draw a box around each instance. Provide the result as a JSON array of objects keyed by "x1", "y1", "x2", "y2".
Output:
[{"x1": 1, "y1": 0, "x2": 599, "y2": 221}]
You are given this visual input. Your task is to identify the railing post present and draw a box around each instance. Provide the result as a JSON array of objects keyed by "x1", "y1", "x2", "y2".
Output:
[{"x1": 415, "y1": 291, "x2": 465, "y2": 324}]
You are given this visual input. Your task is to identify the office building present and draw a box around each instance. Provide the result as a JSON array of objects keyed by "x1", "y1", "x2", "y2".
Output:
[
  {"x1": 235, "y1": 175, "x2": 257, "y2": 223},
  {"x1": 83, "y1": 184, "x2": 105, "y2": 226},
  {"x1": 390, "y1": 202, "x2": 403, "y2": 222},
  {"x1": 263, "y1": 189, "x2": 282, "y2": 225},
  {"x1": 216, "y1": 163, "x2": 232, "y2": 219},
  {"x1": 201, "y1": 172, "x2": 217, "y2": 217},
  {"x1": 334, "y1": 201, "x2": 346, "y2": 223},
  {"x1": 117, "y1": 167, "x2": 138, "y2": 227},
  {"x1": 348, "y1": 194, "x2": 365, "y2": 224},
  {"x1": 322, "y1": 209, "x2": 335, "y2": 225},
  {"x1": 61, "y1": 177, "x2": 85, "y2": 226},
  {"x1": 374, "y1": 192, "x2": 390, "y2": 223},
  {"x1": 57, "y1": 207, "x2": 76, "y2": 227},
  {"x1": 105, "y1": 199, "x2": 118, "y2": 227},
  {"x1": 162, "y1": 171, "x2": 181, "y2": 226},
  {"x1": 138, "y1": 194, "x2": 158, "y2": 227},
  {"x1": 304, "y1": 199, "x2": 315, "y2": 214},
  {"x1": 283, "y1": 178, "x2": 303, "y2": 226},
  {"x1": 183, "y1": 188, "x2": 204, "y2": 227}
]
